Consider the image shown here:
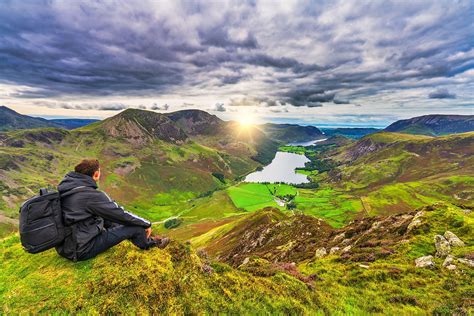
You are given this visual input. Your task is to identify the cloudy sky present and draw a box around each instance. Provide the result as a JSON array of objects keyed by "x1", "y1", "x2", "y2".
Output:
[{"x1": 0, "y1": 0, "x2": 473, "y2": 127}]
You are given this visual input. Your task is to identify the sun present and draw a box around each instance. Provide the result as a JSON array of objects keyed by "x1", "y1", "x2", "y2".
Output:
[{"x1": 237, "y1": 113, "x2": 257, "y2": 128}]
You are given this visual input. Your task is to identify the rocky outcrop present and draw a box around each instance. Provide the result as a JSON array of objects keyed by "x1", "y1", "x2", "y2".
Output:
[
  {"x1": 444, "y1": 231, "x2": 465, "y2": 247},
  {"x1": 434, "y1": 235, "x2": 451, "y2": 258},
  {"x1": 407, "y1": 211, "x2": 424, "y2": 232}
]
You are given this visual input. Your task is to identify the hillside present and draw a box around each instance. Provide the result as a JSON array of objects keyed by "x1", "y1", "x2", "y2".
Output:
[
  {"x1": 260, "y1": 123, "x2": 324, "y2": 143},
  {"x1": 325, "y1": 132, "x2": 474, "y2": 214},
  {"x1": 191, "y1": 204, "x2": 473, "y2": 314},
  {"x1": 1, "y1": 203, "x2": 472, "y2": 314},
  {"x1": 0, "y1": 106, "x2": 63, "y2": 131},
  {"x1": 385, "y1": 114, "x2": 474, "y2": 136},
  {"x1": 166, "y1": 109, "x2": 224, "y2": 136}
]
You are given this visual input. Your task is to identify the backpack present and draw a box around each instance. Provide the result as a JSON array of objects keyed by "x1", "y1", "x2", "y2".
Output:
[{"x1": 19, "y1": 187, "x2": 86, "y2": 256}]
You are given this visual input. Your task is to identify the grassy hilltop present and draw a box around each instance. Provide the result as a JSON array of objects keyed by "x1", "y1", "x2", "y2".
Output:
[{"x1": 1, "y1": 203, "x2": 473, "y2": 314}]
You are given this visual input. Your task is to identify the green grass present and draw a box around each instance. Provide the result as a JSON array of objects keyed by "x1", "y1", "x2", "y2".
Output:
[
  {"x1": 1, "y1": 235, "x2": 321, "y2": 314},
  {"x1": 294, "y1": 188, "x2": 362, "y2": 227},
  {"x1": 298, "y1": 204, "x2": 474, "y2": 315},
  {"x1": 0, "y1": 222, "x2": 17, "y2": 239},
  {"x1": 227, "y1": 183, "x2": 296, "y2": 212}
]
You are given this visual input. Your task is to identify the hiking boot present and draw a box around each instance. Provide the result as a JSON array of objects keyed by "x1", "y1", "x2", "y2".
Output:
[{"x1": 152, "y1": 236, "x2": 170, "y2": 249}]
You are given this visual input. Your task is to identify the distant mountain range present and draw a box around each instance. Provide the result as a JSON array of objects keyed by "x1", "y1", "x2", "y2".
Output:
[
  {"x1": 384, "y1": 114, "x2": 474, "y2": 136},
  {"x1": 49, "y1": 118, "x2": 100, "y2": 129},
  {"x1": 0, "y1": 106, "x2": 99, "y2": 130},
  {"x1": 260, "y1": 123, "x2": 324, "y2": 143},
  {"x1": 321, "y1": 127, "x2": 380, "y2": 139}
]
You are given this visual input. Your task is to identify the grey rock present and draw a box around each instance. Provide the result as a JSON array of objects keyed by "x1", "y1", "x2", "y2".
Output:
[
  {"x1": 329, "y1": 247, "x2": 340, "y2": 254},
  {"x1": 443, "y1": 255, "x2": 454, "y2": 267},
  {"x1": 314, "y1": 247, "x2": 327, "y2": 258},
  {"x1": 434, "y1": 235, "x2": 451, "y2": 258},
  {"x1": 415, "y1": 255, "x2": 434, "y2": 268},
  {"x1": 444, "y1": 231, "x2": 465, "y2": 247},
  {"x1": 458, "y1": 258, "x2": 474, "y2": 268},
  {"x1": 407, "y1": 211, "x2": 424, "y2": 232}
]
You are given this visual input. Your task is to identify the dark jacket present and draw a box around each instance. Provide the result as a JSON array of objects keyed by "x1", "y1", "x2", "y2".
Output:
[{"x1": 55, "y1": 171, "x2": 151, "y2": 260}]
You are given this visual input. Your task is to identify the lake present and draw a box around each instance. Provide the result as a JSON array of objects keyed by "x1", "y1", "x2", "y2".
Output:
[{"x1": 244, "y1": 151, "x2": 310, "y2": 184}]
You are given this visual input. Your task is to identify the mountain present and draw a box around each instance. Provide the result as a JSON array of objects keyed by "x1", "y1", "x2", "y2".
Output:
[
  {"x1": 166, "y1": 109, "x2": 224, "y2": 136},
  {"x1": 93, "y1": 108, "x2": 188, "y2": 145},
  {"x1": 321, "y1": 127, "x2": 380, "y2": 139},
  {"x1": 0, "y1": 106, "x2": 63, "y2": 131},
  {"x1": 260, "y1": 123, "x2": 324, "y2": 143},
  {"x1": 384, "y1": 114, "x2": 474, "y2": 136},
  {"x1": 49, "y1": 118, "x2": 99, "y2": 129},
  {"x1": 0, "y1": 108, "x2": 279, "y2": 224}
]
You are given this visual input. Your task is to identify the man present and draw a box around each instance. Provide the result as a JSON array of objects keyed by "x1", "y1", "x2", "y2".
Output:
[{"x1": 56, "y1": 159, "x2": 169, "y2": 261}]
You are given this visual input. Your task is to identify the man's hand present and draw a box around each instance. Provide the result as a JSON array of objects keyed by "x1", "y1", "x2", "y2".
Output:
[{"x1": 145, "y1": 227, "x2": 152, "y2": 239}]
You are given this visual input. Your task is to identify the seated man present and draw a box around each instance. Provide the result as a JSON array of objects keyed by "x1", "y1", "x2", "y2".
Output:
[{"x1": 56, "y1": 159, "x2": 169, "y2": 261}]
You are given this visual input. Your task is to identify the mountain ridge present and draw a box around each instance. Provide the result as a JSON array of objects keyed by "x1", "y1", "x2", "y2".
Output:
[
  {"x1": 0, "y1": 106, "x2": 64, "y2": 131},
  {"x1": 384, "y1": 114, "x2": 474, "y2": 136}
]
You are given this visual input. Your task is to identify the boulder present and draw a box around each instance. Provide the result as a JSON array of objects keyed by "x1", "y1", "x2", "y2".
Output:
[
  {"x1": 407, "y1": 211, "x2": 424, "y2": 232},
  {"x1": 458, "y1": 258, "x2": 474, "y2": 268},
  {"x1": 434, "y1": 235, "x2": 450, "y2": 258},
  {"x1": 446, "y1": 265, "x2": 457, "y2": 270},
  {"x1": 314, "y1": 248, "x2": 327, "y2": 259},
  {"x1": 415, "y1": 255, "x2": 434, "y2": 268},
  {"x1": 444, "y1": 231, "x2": 465, "y2": 247},
  {"x1": 329, "y1": 247, "x2": 340, "y2": 254},
  {"x1": 442, "y1": 255, "x2": 454, "y2": 267}
]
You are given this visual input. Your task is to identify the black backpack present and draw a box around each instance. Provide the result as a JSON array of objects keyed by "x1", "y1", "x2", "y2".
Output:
[{"x1": 19, "y1": 187, "x2": 86, "y2": 256}]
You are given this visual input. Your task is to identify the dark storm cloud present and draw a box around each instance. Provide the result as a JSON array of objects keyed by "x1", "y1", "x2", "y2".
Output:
[
  {"x1": 281, "y1": 88, "x2": 335, "y2": 107},
  {"x1": 428, "y1": 88, "x2": 456, "y2": 99},
  {"x1": 0, "y1": 0, "x2": 473, "y2": 111},
  {"x1": 333, "y1": 98, "x2": 351, "y2": 104}
]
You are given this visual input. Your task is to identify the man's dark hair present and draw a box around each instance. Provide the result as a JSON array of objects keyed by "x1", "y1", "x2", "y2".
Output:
[{"x1": 75, "y1": 159, "x2": 100, "y2": 177}]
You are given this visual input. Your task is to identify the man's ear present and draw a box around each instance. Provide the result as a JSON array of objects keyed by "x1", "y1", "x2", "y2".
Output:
[{"x1": 93, "y1": 170, "x2": 100, "y2": 180}]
